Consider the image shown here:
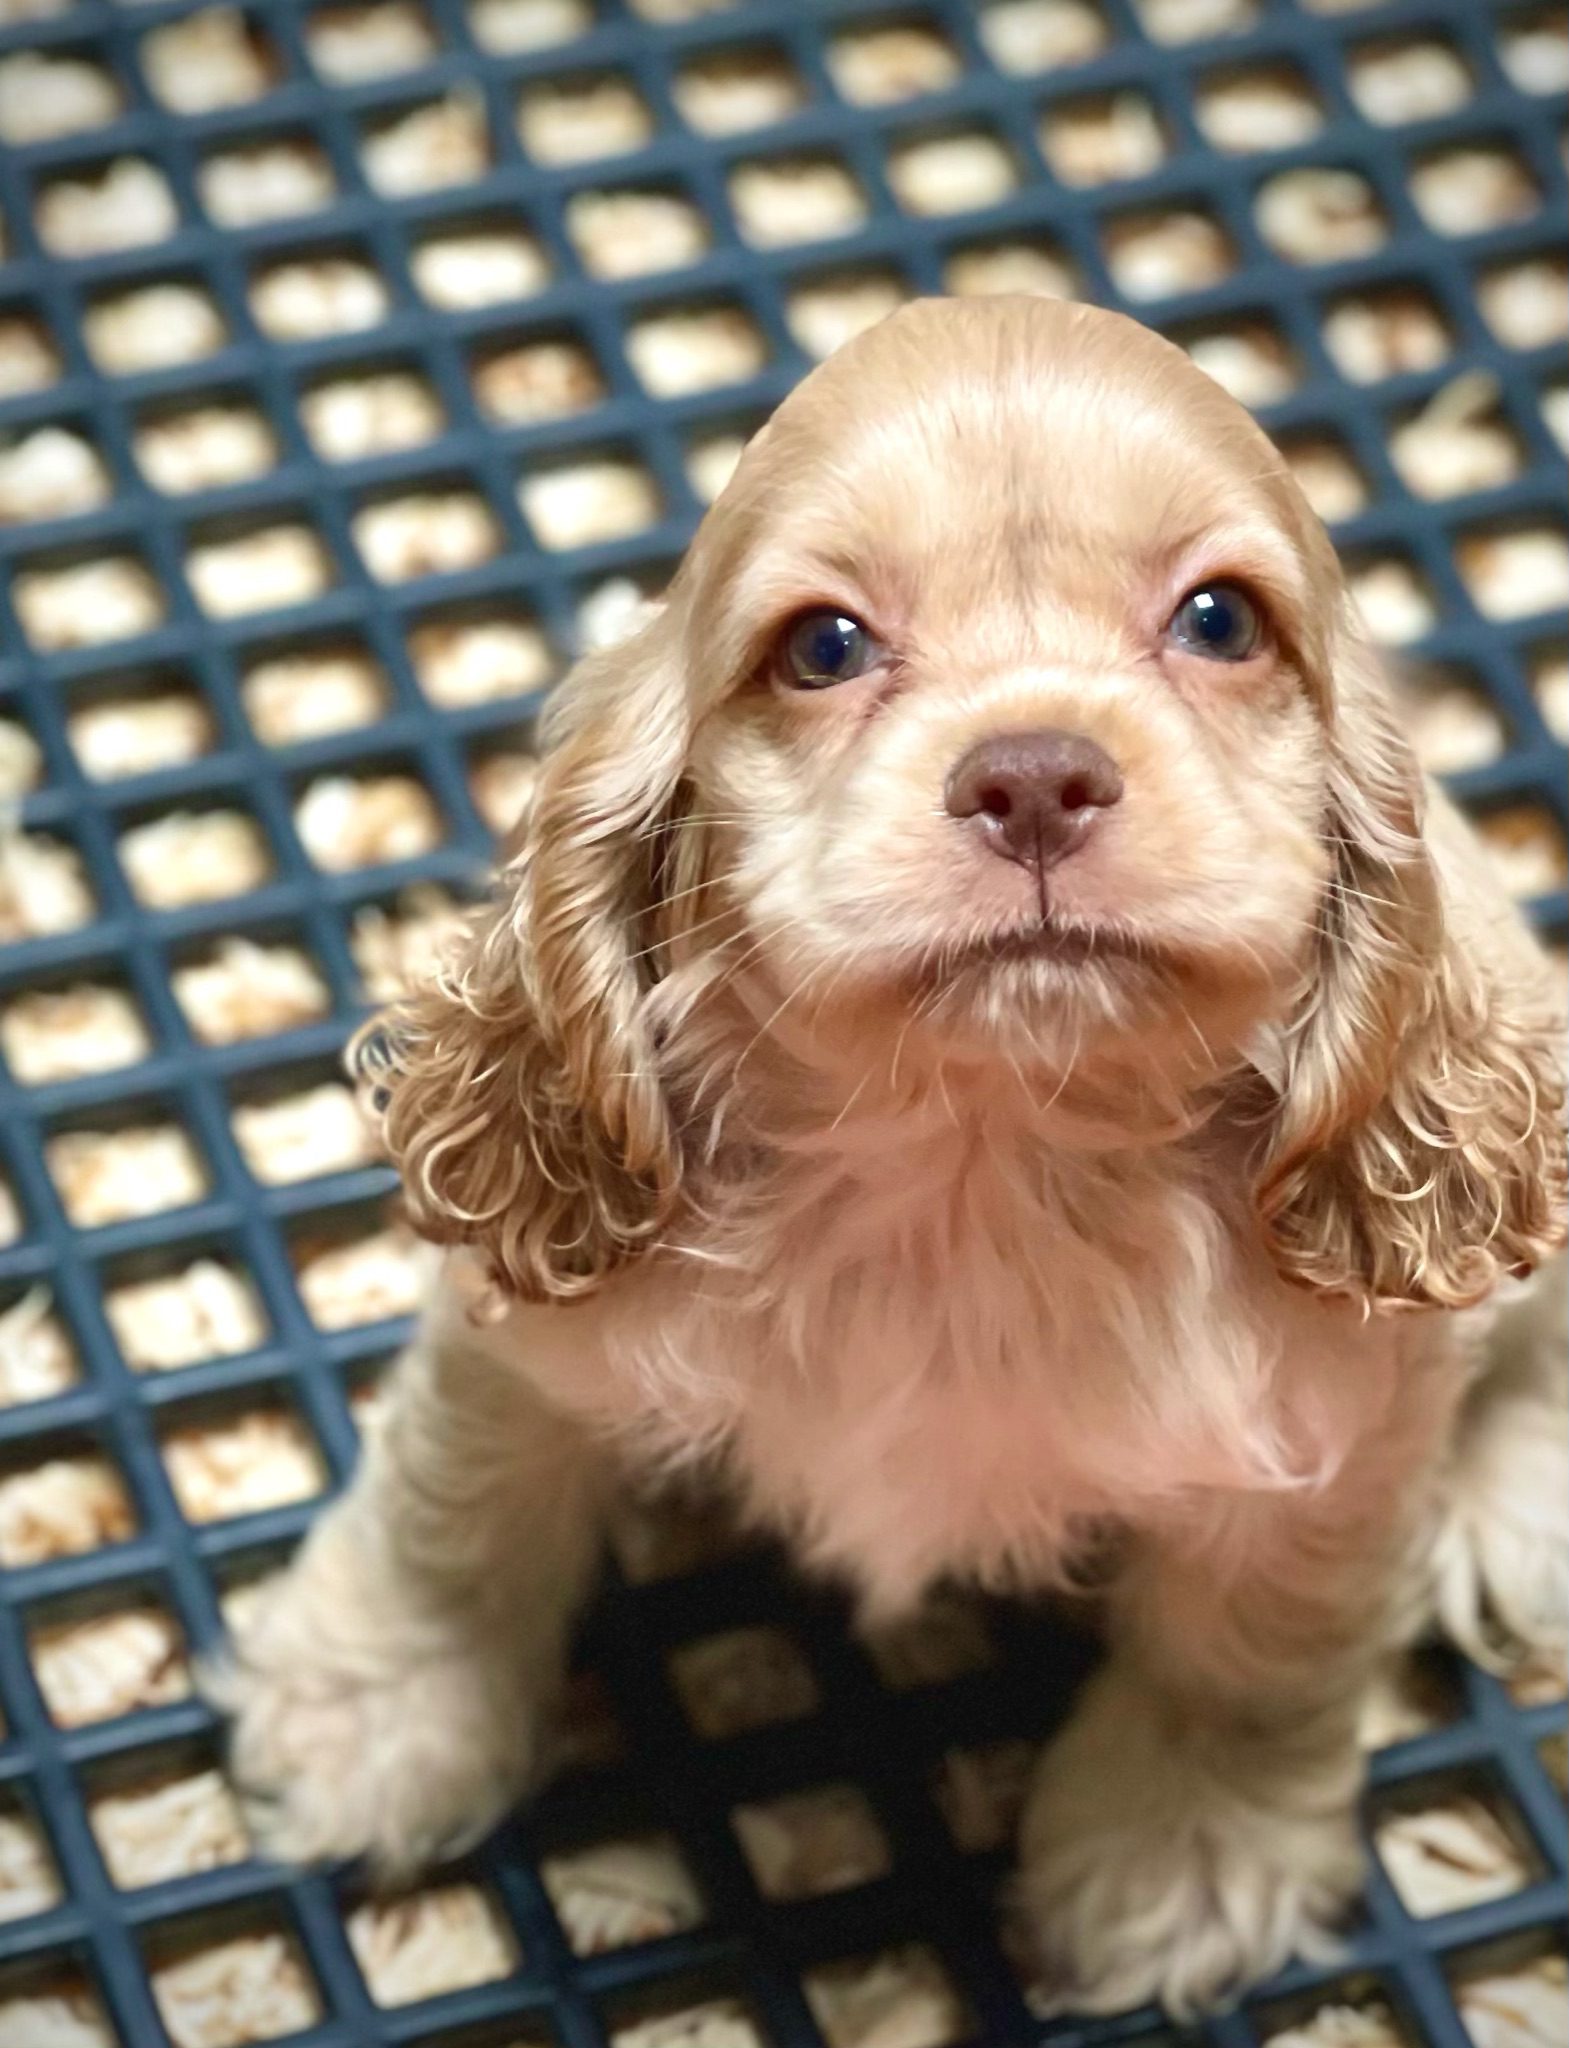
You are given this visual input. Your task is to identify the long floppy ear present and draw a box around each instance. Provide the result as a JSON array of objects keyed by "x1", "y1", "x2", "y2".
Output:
[
  {"x1": 357, "y1": 613, "x2": 689, "y2": 1302},
  {"x1": 1256, "y1": 618, "x2": 1566, "y2": 1312}
]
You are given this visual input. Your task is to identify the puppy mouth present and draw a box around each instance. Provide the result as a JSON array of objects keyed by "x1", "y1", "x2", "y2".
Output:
[{"x1": 918, "y1": 913, "x2": 1168, "y2": 984}]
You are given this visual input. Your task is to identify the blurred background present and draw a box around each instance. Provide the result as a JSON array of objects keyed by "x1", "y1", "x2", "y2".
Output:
[{"x1": 0, "y1": 1, "x2": 1563, "y2": 2045}]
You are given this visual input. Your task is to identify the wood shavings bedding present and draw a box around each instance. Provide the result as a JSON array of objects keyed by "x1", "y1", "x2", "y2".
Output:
[
  {"x1": 172, "y1": 939, "x2": 330, "y2": 1045},
  {"x1": 119, "y1": 812, "x2": 272, "y2": 908},
  {"x1": 31, "y1": 1601, "x2": 191, "y2": 1726},
  {"x1": 828, "y1": 24, "x2": 957, "y2": 107},
  {"x1": 787, "y1": 272, "x2": 909, "y2": 359},
  {"x1": 469, "y1": 0, "x2": 589, "y2": 54},
  {"x1": 541, "y1": 1836, "x2": 703, "y2": 1953},
  {"x1": 734, "y1": 1785, "x2": 889, "y2": 1900},
  {"x1": 0, "y1": 1291, "x2": 78, "y2": 1406},
  {"x1": 0, "y1": 428, "x2": 111, "y2": 524},
  {"x1": 1255, "y1": 168, "x2": 1386, "y2": 263},
  {"x1": 294, "y1": 1220, "x2": 426, "y2": 1327},
  {"x1": 0, "y1": 719, "x2": 41, "y2": 797},
  {"x1": 250, "y1": 256, "x2": 390, "y2": 340},
  {"x1": 0, "y1": 1178, "x2": 20, "y2": 1247},
  {"x1": 233, "y1": 1082, "x2": 378, "y2": 1184},
  {"x1": 151, "y1": 1932, "x2": 321, "y2": 2048},
  {"x1": 0, "y1": 831, "x2": 95, "y2": 941},
  {"x1": 411, "y1": 224, "x2": 551, "y2": 307},
  {"x1": 577, "y1": 575, "x2": 663, "y2": 652},
  {"x1": 1103, "y1": 208, "x2": 1232, "y2": 299},
  {"x1": 1397, "y1": 672, "x2": 1506, "y2": 777},
  {"x1": 1040, "y1": 93, "x2": 1165, "y2": 185},
  {"x1": 1500, "y1": 9, "x2": 1569, "y2": 94},
  {"x1": 1410, "y1": 148, "x2": 1539, "y2": 238},
  {"x1": 48, "y1": 1124, "x2": 207, "y2": 1227},
  {"x1": 1350, "y1": 38, "x2": 1470, "y2": 125},
  {"x1": 135, "y1": 405, "x2": 277, "y2": 495},
  {"x1": 1457, "y1": 1953, "x2": 1568, "y2": 2048},
  {"x1": 1375, "y1": 1792, "x2": 1534, "y2": 1916},
  {"x1": 107, "y1": 1261, "x2": 266, "y2": 1371},
  {"x1": 0, "y1": 1453, "x2": 135, "y2": 1566},
  {"x1": 612, "y1": 2001, "x2": 766, "y2": 2048},
  {"x1": 1184, "y1": 322, "x2": 1298, "y2": 408},
  {"x1": 410, "y1": 615, "x2": 552, "y2": 705},
  {"x1": 37, "y1": 159, "x2": 179, "y2": 258},
  {"x1": 469, "y1": 750, "x2": 539, "y2": 834},
  {"x1": 0, "y1": 1976, "x2": 116, "y2": 2046},
  {"x1": 1348, "y1": 558, "x2": 1435, "y2": 647},
  {"x1": 0, "y1": 50, "x2": 121, "y2": 142},
  {"x1": 1479, "y1": 259, "x2": 1568, "y2": 353},
  {"x1": 294, "y1": 773, "x2": 442, "y2": 869},
  {"x1": 350, "y1": 884, "x2": 468, "y2": 999},
  {"x1": 86, "y1": 284, "x2": 226, "y2": 375},
  {"x1": 1136, "y1": 0, "x2": 1254, "y2": 37},
  {"x1": 199, "y1": 139, "x2": 336, "y2": 228},
  {"x1": 1261, "y1": 1998, "x2": 1407, "y2": 2048},
  {"x1": 363, "y1": 92, "x2": 490, "y2": 196},
  {"x1": 187, "y1": 523, "x2": 334, "y2": 617},
  {"x1": 142, "y1": 7, "x2": 276, "y2": 111},
  {"x1": 13, "y1": 556, "x2": 164, "y2": 649},
  {"x1": 1473, "y1": 807, "x2": 1568, "y2": 902},
  {"x1": 1456, "y1": 530, "x2": 1569, "y2": 622},
  {"x1": 518, "y1": 76, "x2": 652, "y2": 165},
  {"x1": 522, "y1": 459, "x2": 660, "y2": 549},
  {"x1": 934, "y1": 1738, "x2": 1038, "y2": 1853},
  {"x1": 675, "y1": 48, "x2": 805, "y2": 133},
  {"x1": 243, "y1": 646, "x2": 387, "y2": 741},
  {"x1": 353, "y1": 490, "x2": 500, "y2": 581},
  {"x1": 0, "y1": 314, "x2": 61, "y2": 398},
  {"x1": 627, "y1": 308, "x2": 765, "y2": 397},
  {"x1": 1323, "y1": 289, "x2": 1452, "y2": 386},
  {"x1": 687, "y1": 431, "x2": 747, "y2": 504},
  {"x1": 887, "y1": 131, "x2": 1018, "y2": 217},
  {"x1": 1197, "y1": 68, "x2": 1322, "y2": 154},
  {"x1": 1281, "y1": 437, "x2": 1366, "y2": 524},
  {"x1": 307, "y1": 0, "x2": 437, "y2": 80},
  {"x1": 1, "y1": 985, "x2": 149, "y2": 1084},
  {"x1": 728, "y1": 157, "x2": 867, "y2": 248},
  {"x1": 301, "y1": 371, "x2": 442, "y2": 461},
  {"x1": 69, "y1": 693, "x2": 213, "y2": 778},
  {"x1": 473, "y1": 338, "x2": 604, "y2": 422},
  {"x1": 91, "y1": 1767, "x2": 249, "y2": 1888},
  {"x1": 162, "y1": 1408, "x2": 323, "y2": 1523},
  {"x1": 670, "y1": 1626, "x2": 820, "y2": 1738},
  {"x1": 1390, "y1": 375, "x2": 1520, "y2": 501},
  {"x1": 0, "y1": 1805, "x2": 61, "y2": 1922},
  {"x1": 979, "y1": 0, "x2": 1107, "y2": 75},
  {"x1": 805, "y1": 1947, "x2": 969, "y2": 2048},
  {"x1": 945, "y1": 239, "x2": 1075, "y2": 300},
  {"x1": 346, "y1": 1884, "x2": 517, "y2": 2004},
  {"x1": 566, "y1": 189, "x2": 709, "y2": 279}
]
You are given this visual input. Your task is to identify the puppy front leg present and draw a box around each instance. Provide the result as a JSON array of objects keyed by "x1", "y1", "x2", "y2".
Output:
[
  {"x1": 1017, "y1": 1382, "x2": 1458, "y2": 2019},
  {"x1": 218, "y1": 1262, "x2": 609, "y2": 1876}
]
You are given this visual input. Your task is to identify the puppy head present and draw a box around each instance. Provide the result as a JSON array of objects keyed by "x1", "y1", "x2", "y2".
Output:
[{"x1": 368, "y1": 296, "x2": 1565, "y2": 1309}]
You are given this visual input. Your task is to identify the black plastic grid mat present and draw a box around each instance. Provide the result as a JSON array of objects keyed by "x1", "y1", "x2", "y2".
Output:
[{"x1": 0, "y1": 0, "x2": 1564, "y2": 2042}]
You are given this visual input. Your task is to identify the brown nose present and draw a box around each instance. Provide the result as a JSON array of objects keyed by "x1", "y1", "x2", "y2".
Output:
[{"x1": 944, "y1": 729, "x2": 1123, "y2": 871}]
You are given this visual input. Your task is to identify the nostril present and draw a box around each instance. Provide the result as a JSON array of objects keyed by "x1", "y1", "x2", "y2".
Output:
[
  {"x1": 977, "y1": 784, "x2": 1013, "y2": 819},
  {"x1": 1058, "y1": 777, "x2": 1091, "y2": 812}
]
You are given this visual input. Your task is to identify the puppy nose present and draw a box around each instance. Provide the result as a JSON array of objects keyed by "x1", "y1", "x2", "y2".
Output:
[{"x1": 944, "y1": 729, "x2": 1123, "y2": 871}]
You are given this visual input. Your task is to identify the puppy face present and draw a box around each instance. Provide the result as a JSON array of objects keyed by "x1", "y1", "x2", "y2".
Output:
[{"x1": 675, "y1": 298, "x2": 1335, "y2": 1082}]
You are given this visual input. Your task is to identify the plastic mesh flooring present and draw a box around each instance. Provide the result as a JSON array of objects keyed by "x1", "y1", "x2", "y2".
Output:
[{"x1": 0, "y1": 0, "x2": 1565, "y2": 2041}]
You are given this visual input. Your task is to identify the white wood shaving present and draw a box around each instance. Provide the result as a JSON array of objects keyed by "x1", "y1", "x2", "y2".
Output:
[
  {"x1": 1323, "y1": 289, "x2": 1451, "y2": 385},
  {"x1": 234, "y1": 1082, "x2": 377, "y2": 1184},
  {"x1": 0, "y1": 0, "x2": 74, "y2": 17},
  {"x1": 734, "y1": 1785, "x2": 889, "y2": 1901},
  {"x1": 1390, "y1": 374, "x2": 1518, "y2": 501},
  {"x1": 1262, "y1": 1998, "x2": 1406, "y2": 2048},
  {"x1": 0, "y1": 1806, "x2": 60, "y2": 1923},
  {"x1": 1135, "y1": 0, "x2": 1254, "y2": 38},
  {"x1": 1377, "y1": 1793, "x2": 1533, "y2": 1916},
  {"x1": 411, "y1": 225, "x2": 550, "y2": 307},
  {"x1": 14, "y1": 555, "x2": 164, "y2": 649},
  {"x1": 142, "y1": 9, "x2": 275, "y2": 112},
  {"x1": 787, "y1": 271, "x2": 908, "y2": 358},
  {"x1": 613, "y1": 2003, "x2": 764, "y2": 2048},
  {"x1": 1541, "y1": 385, "x2": 1568, "y2": 456},
  {"x1": 0, "y1": 1179, "x2": 19, "y2": 1246},
  {"x1": 687, "y1": 431, "x2": 747, "y2": 504},
  {"x1": 473, "y1": 338, "x2": 604, "y2": 422},
  {"x1": 1349, "y1": 38, "x2": 1470, "y2": 125},
  {"x1": 674, "y1": 48, "x2": 804, "y2": 133},
  {"x1": 566, "y1": 189, "x2": 708, "y2": 279},
  {"x1": 173, "y1": 938, "x2": 329, "y2": 1044},
  {"x1": 0, "y1": 1454, "x2": 135, "y2": 1566},
  {"x1": 0, "y1": 1291, "x2": 76, "y2": 1406},
  {"x1": 670, "y1": 1626, "x2": 820, "y2": 1738},
  {"x1": 1474, "y1": 807, "x2": 1568, "y2": 902},
  {"x1": 244, "y1": 646, "x2": 386, "y2": 741},
  {"x1": 521, "y1": 460, "x2": 659, "y2": 549},
  {"x1": 1359, "y1": 1655, "x2": 1454, "y2": 1750},
  {"x1": 1185, "y1": 323, "x2": 1297, "y2": 407},
  {"x1": 119, "y1": 811, "x2": 272, "y2": 907},
  {"x1": 1410, "y1": 149, "x2": 1538, "y2": 238},
  {"x1": 295, "y1": 1221, "x2": 426, "y2": 1327},
  {"x1": 48, "y1": 1124, "x2": 207, "y2": 1227},
  {"x1": 0, "y1": 721, "x2": 42, "y2": 798},
  {"x1": 828, "y1": 24, "x2": 957, "y2": 106},
  {"x1": 187, "y1": 523, "x2": 332, "y2": 616},
  {"x1": 1501, "y1": 13, "x2": 1569, "y2": 94},
  {"x1": 350, "y1": 884, "x2": 468, "y2": 1000},
  {"x1": 1282, "y1": 437, "x2": 1366, "y2": 524},
  {"x1": 308, "y1": 0, "x2": 436, "y2": 79},
  {"x1": 979, "y1": 0, "x2": 1106, "y2": 75},
  {"x1": 70, "y1": 694, "x2": 212, "y2": 779},
  {"x1": 1197, "y1": 68, "x2": 1322, "y2": 154},
  {"x1": 1458, "y1": 1954, "x2": 1569, "y2": 2048},
  {"x1": 353, "y1": 491, "x2": 500, "y2": 581},
  {"x1": 1348, "y1": 558, "x2": 1435, "y2": 646},
  {"x1": 91, "y1": 1767, "x2": 249, "y2": 1888},
  {"x1": 805, "y1": 1948, "x2": 968, "y2": 2048},
  {"x1": 347, "y1": 1885, "x2": 517, "y2": 2005},
  {"x1": 1104, "y1": 208, "x2": 1232, "y2": 299},
  {"x1": 944, "y1": 239, "x2": 1074, "y2": 298},
  {"x1": 0, "y1": 1983, "x2": 115, "y2": 2046},
  {"x1": 888, "y1": 131, "x2": 1017, "y2": 217},
  {"x1": 934, "y1": 1738, "x2": 1038, "y2": 1853},
  {"x1": 577, "y1": 575, "x2": 662, "y2": 651},
  {"x1": 469, "y1": 0, "x2": 589, "y2": 54},
  {"x1": 1397, "y1": 674, "x2": 1506, "y2": 777},
  {"x1": 519, "y1": 75, "x2": 652, "y2": 165},
  {"x1": 2, "y1": 985, "x2": 148, "y2": 1084},
  {"x1": 0, "y1": 426, "x2": 110, "y2": 523},
  {"x1": 411, "y1": 615, "x2": 551, "y2": 705},
  {"x1": 863, "y1": 1591, "x2": 994, "y2": 1689},
  {"x1": 250, "y1": 256, "x2": 390, "y2": 340},
  {"x1": 1456, "y1": 529, "x2": 1569, "y2": 621},
  {"x1": 136, "y1": 405, "x2": 276, "y2": 496},
  {"x1": 1040, "y1": 93, "x2": 1164, "y2": 186},
  {"x1": 151, "y1": 1932, "x2": 321, "y2": 2048},
  {"x1": 301, "y1": 371, "x2": 442, "y2": 461},
  {"x1": 162, "y1": 1408, "x2": 323, "y2": 1522},
  {"x1": 200, "y1": 139, "x2": 335, "y2": 228},
  {"x1": 0, "y1": 832, "x2": 94, "y2": 941},
  {"x1": 0, "y1": 49, "x2": 120, "y2": 142},
  {"x1": 628, "y1": 0, "x2": 739, "y2": 17},
  {"x1": 37, "y1": 158, "x2": 179, "y2": 258},
  {"x1": 107, "y1": 1261, "x2": 266, "y2": 1371},
  {"x1": 542, "y1": 1836, "x2": 703, "y2": 1953},
  {"x1": 363, "y1": 92, "x2": 489, "y2": 196},
  {"x1": 1256, "y1": 168, "x2": 1385, "y2": 264},
  {"x1": 469, "y1": 751, "x2": 538, "y2": 835},
  {"x1": 729, "y1": 156, "x2": 866, "y2": 247},
  {"x1": 0, "y1": 315, "x2": 61, "y2": 398},
  {"x1": 626, "y1": 308, "x2": 764, "y2": 397},
  {"x1": 1532, "y1": 653, "x2": 1569, "y2": 748},
  {"x1": 85, "y1": 284, "x2": 225, "y2": 375},
  {"x1": 295, "y1": 774, "x2": 442, "y2": 869}
]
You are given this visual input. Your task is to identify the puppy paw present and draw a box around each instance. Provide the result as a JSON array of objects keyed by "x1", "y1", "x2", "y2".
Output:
[
  {"x1": 1434, "y1": 1392, "x2": 1568, "y2": 1671},
  {"x1": 1015, "y1": 1667, "x2": 1362, "y2": 2019}
]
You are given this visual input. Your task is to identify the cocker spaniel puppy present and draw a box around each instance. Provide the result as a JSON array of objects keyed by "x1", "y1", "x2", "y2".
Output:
[{"x1": 224, "y1": 298, "x2": 1567, "y2": 2016}]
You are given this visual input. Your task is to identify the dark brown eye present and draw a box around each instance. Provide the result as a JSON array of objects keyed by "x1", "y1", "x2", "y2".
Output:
[
  {"x1": 780, "y1": 610, "x2": 879, "y2": 689},
  {"x1": 1168, "y1": 583, "x2": 1262, "y2": 661}
]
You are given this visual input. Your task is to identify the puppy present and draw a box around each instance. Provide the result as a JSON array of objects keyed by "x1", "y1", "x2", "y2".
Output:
[{"x1": 224, "y1": 298, "x2": 1567, "y2": 2017}]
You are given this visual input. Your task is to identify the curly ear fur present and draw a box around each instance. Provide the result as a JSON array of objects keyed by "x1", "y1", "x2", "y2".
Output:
[
  {"x1": 1256, "y1": 622, "x2": 1566, "y2": 1312},
  {"x1": 358, "y1": 619, "x2": 688, "y2": 1302}
]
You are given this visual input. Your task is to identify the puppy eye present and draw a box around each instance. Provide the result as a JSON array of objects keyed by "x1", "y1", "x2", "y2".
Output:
[
  {"x1": 780, "y1": 609, "x2": 878, "y2": 689},
  {"x1": 1167, "y1": 583, "x2": 1262, "y2": 661}
]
